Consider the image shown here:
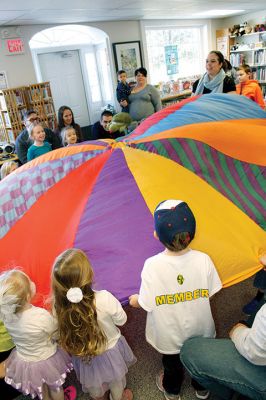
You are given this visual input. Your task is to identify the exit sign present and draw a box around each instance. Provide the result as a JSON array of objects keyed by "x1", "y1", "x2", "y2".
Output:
[{"x1": 6, "y1": 38, "x2": 24, "y2": 55}]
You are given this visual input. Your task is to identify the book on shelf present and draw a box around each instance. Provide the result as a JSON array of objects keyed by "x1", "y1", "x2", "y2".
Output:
[
  {"x1": 14, "y1": 90, "x2": 24, "y2": 106},
  {"x1": 19, "y1": 109, "x2": 27, "y2": 120},
  {"x1": 43, "y1": 84, "x2": 52, "y2": 98},
  {"x1": 8, "y1": 130, "x2": 15, "y2": 142},
  {"x1": 0, "y1": 96, "x2": 6, "y2": 110},
  {"x1": 255, "y1": 67, "x2": 266, "y2": 81},
  {"x1": 44, "y1": 103, "x2": 54, "y2": 114},
  {"x1": 3, "y1": 112, "x2": 11, "y2": 127}
]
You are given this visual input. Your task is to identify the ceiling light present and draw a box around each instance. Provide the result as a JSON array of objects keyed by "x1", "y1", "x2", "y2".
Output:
[{"x1": 194, "y1": 9, "x2": 245, "y2": 17}]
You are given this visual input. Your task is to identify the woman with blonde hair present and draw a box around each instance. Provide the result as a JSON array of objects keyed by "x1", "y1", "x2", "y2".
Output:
[{"x1": 51, "y1": 248, "x2": 136, "y2": 400}]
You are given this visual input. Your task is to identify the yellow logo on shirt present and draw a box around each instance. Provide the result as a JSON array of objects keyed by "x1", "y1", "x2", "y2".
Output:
[
  {"x1": 155, "y1": 289, "x2": 209, "y2": 306},
  {"x1": 177, "y1": 274, "x2": 184, "y2": 285}
]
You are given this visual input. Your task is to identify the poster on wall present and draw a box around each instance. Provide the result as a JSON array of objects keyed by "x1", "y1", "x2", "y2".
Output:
[
  {"x1": 216, "y1": 36, "x2": 228, "y2": 58},
  {"x1": 165, "y1": 45, "x2": 179, "y2": 75},
  {"x1": 0, "y1": 71, "x2": 8, "y2": 89},
  {"x1": 113, "y1": 41, "x2": 143, "y2": 82}
]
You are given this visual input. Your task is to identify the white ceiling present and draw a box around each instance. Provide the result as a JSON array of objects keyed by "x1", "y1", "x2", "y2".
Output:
[{"x1": 0, "y1": 0, "x2": 265, "y2": 26}]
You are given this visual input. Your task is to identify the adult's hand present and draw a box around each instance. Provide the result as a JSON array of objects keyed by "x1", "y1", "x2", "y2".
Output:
[{"x1": 229, "y1": 322, "x2": 246, "y2": 338}]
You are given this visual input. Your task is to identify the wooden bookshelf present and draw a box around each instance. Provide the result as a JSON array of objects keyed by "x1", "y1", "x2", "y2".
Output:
[
  {"x1": 28, "y1": 82, "x2": 57, "y2": 131},
  {"x1": 0, "y1": 86, "x2": 28, "y2": 142},
  {"x1": 0, "y1": 82, "x2": 57, "y2": 143}
]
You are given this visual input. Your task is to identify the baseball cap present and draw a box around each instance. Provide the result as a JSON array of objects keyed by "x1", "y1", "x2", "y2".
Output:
[{"x1": 154, "y1": 200, "x2": 196, "y2": 245}]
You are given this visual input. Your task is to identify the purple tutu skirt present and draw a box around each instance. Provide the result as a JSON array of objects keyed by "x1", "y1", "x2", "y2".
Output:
[
  {"x1": 5, "y1": 347, "x2": 73, "y2": 399},
  {"x1": 72, "y1": 335, "x2": 136, "y2": 398}
]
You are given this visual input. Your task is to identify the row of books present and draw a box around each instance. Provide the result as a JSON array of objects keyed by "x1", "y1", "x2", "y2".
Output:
[
  {"x1": 0, "y1": 90, "x2": 26, "y2": 110},
  {"x1": 253, "y1": 49, "x2": 266, "y2": 65},
  {"x1": 28, "y1": 86, "x2": 52, "y2": 102},
  {"x1": 230, "y1": 53, "x2": 247, "y2": 67},
  {"x1": 253, "y1": 67, "x2": 266, "y2": 81}
]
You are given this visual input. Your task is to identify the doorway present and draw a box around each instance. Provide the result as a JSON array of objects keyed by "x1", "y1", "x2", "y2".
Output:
[
  {"x1": 38, "y1": 50, "x2": 89, "y2": 127},
  {"x1": 29, "y1": 25, "x2": 115, "y2": 126}
]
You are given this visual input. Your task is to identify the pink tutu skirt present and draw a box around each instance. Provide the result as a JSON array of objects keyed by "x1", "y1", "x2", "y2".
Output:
[
  {"x1": 72, "y1": 335, "x2": 136, "y2": 398},
  {"x1": 5, "y1": 347, "x2": 73, "y2": 399}
]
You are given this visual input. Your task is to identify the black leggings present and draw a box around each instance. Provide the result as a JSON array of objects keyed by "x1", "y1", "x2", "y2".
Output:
[
  {"x1": 162, "y1": 353, "x2": 205, "y2": 395},
  {"x1": 0, "y1": 349, "x2": 20, "y2": 400}
]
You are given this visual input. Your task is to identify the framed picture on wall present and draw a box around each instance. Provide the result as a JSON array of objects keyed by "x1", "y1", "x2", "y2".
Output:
[{"x1": 112, "y1": 41, "x2": 143, "y2": 82}]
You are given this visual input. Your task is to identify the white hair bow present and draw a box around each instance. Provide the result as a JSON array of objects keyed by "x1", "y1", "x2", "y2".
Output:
[{"x1": 66, "y1": 287, "x2": 83, "y2": 303}]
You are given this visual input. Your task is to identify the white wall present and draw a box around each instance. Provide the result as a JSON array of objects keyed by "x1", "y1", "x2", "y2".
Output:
[
  {"x1": 2, "y1": 12, "x2": 266, "y2": 88},
  {"x1": 209, "y1": 10, "x2": 266, "y2": 55},
  {"x1": 212, "y1": 10, "x2": 266, "y2": 35},
  {"x1": 1, "y1": 21, "x2": 141, "y2": 88},
  {"x1": 220, "y1": 10, "x2": 266, "y2": 29}
]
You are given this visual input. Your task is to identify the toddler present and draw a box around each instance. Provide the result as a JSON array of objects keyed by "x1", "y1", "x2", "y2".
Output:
[
  {"x1": 51, "y1": 248, "x2": 136, "y2": 400},
  {"x1": 116, "y1": 70, "x2": 131, "y2": 113},
  {"x1": 0, "y1": 269, "x2": 74, "y2": 400},
  {"x1": 236, "y1": 65, "x2": 265, "y2": 109},
  {"x1": 61, "y1": 126, "x2": 78, "y2": 146},
  {"x1": 27, "y1": 123, "x2": 52, "y2": 161},
  {"x1": 130, "y1": 200, "x2": 222, "y2": 400},
  {"x1": 0, "y1": 161, "x2": 18, "y2": 180}
]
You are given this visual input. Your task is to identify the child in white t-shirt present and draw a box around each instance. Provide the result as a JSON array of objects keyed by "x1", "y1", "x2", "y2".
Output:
[{"x1": 130, "y1": 200, "x2": 222, "y2": 400}]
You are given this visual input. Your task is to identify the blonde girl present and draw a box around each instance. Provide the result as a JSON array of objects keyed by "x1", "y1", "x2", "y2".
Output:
[
  {"x1": 60, "y1": 126, "x2": 78, "y2": 146},
  {"x1": 0, "y1": 270, "x2": 74, "y2": 400},
  {"x1": 0, "y1": 161, "x2": 18, "y2": 180},
  {"x1": 51, "y1": 248, "x2": 136, "y2": 400},
  {"x1": 27, "y1": 123, "x2": 52, "y2": 161}
]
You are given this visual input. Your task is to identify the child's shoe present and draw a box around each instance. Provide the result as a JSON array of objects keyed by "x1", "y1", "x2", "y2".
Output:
[
  {"x1": 64, "y1": 385, "x2": 77, "y2": 400},
  {"x1": 156, "y1": 370, "x2": 181, "y2": 400},
  {"x1": 122, "y1": 388, "x2": 133, "y2": 400},
  {"x1": 195, "y1": 389, "x2": 210, "y2": 399}
]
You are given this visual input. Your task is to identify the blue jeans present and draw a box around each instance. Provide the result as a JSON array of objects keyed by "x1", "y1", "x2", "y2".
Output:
[{"x1": 180, "y1": 337, "x2": 266, "y2": 400}]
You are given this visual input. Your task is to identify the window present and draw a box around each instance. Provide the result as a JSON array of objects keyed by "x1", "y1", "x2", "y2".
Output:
[
  {"x1": 145, "y1": 26, "x2": 204, "y2": 84},
  {"x1": 85, "y1": 52, "x2": 101, "y2": 103}
]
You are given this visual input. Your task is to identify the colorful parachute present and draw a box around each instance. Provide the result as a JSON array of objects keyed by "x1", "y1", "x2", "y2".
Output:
[{"x1": 0, "y1": 94, "x2": 265, "y2": 306}]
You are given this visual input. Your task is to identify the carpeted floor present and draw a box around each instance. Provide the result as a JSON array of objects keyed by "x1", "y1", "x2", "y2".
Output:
[{"x1": 16, "y1": 276, "x2": 255, "y2": 400}]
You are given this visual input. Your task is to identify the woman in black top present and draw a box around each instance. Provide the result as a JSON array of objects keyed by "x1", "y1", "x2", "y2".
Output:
[
  {"x1": 55, "y1": 105, "x2": 83, "y2": 144},
  {"x1": 192, "y1": 51, "x2": 236, "y2": 95}
]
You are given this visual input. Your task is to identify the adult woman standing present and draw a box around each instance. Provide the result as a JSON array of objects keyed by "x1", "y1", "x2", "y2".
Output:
[
  {"x1": 127, "y1": 67, "x2": 162, "y2": 122},
  {"x1": 55, "y1": 105, "x2": 83, "y2": 143},
  {"x1": 192, "y1": 51, "x2": 236, "y2": 95}
]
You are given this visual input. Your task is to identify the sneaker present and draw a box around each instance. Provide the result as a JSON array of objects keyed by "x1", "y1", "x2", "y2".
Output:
[
  {"x1": 195, "y1": 389, "x2": 210, "y2": 399},
  {"x1": 156, "y1": 370, "x2": 181, "y2": 400},
  {"x1": 64, "y1": 385, "x2": 77, "y2": 400},
  {"x1": 242, "y1": 298, "x2": 260, "y2": 315}
]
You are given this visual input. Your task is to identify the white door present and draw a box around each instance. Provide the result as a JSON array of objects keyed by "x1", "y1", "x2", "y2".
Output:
[{"x1": 38, "y1": 50, "x2": 90, "y2": 127}]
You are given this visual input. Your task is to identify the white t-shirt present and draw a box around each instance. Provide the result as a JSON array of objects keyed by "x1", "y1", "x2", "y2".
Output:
[
  {"x1": 231, "y1": 303, "x2": 266, "y2": 366},
  {"x1": 138, "y1": 249, "x2": 222, "y2": 354},
  {"x1": 5, "y1": 305, "x2": 58, "y2": 361},
  {"x1": 95, "y1": 290, "x2": 127, "y2": 350}
]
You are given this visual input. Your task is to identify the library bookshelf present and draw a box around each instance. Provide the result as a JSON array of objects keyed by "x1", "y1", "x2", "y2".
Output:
[{"x1": 0, "y1": 82, "x2": 57, "y2": 143}]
